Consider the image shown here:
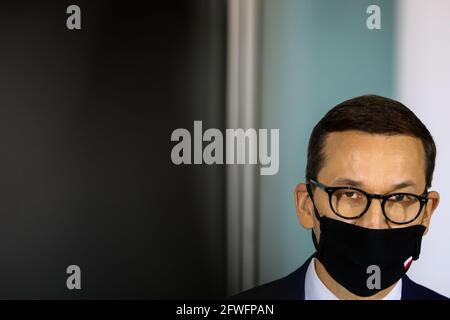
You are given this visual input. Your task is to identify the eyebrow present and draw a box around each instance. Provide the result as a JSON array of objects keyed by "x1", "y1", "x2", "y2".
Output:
[{"x1": 330, "y1": 178, "x2": 417, "y2": 192}]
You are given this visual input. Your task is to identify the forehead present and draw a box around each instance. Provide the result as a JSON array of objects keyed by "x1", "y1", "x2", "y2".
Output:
[{"x1": 318, "y1": 130, "x2": 426, "y2": 191}]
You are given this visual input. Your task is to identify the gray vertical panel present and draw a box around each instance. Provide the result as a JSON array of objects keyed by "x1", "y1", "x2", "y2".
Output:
[{"x1": 227, "y1": 0, "x2": 260, "y2": 294}]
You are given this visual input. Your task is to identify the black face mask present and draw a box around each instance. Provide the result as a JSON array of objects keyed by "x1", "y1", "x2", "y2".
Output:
[{"x1": 312, "y1": 209, "x2": 426, "y2": 297}]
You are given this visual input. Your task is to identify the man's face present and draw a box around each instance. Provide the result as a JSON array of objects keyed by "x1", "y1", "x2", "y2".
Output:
[{"x1": 296, "y1": 130, "x2": 439, "y2": 236}]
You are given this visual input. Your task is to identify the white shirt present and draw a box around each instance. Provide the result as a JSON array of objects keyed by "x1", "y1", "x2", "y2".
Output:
[{"x1": 304, "y1": 258, "x2": 402, "y2": 300}]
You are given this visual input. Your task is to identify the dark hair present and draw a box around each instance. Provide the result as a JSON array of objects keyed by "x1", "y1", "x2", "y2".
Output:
[{"x1": 306, "y1": 95, "x2": 436, "y2": 189}]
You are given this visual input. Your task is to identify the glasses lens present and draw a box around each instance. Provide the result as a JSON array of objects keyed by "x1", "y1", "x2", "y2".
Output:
[
  {"x1": 384, "y1": 194, "x2": 421, "y2": 223},
  {"x1": 331, "y1": 188, "x2": 368, "y2": 218}
]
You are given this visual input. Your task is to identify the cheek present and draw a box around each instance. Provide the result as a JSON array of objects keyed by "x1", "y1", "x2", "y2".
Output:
[{"x1": 314, "y1": 192, "x2": 331, "y2": 214}]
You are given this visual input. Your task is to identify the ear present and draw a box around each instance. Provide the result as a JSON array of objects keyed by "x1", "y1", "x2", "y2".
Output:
[
  {"x1": 294, "y1": 183, "x2": 314, "y2": 229},
  {"x1": 422, "y1": 191, "x2": 440, "y2": 235}
]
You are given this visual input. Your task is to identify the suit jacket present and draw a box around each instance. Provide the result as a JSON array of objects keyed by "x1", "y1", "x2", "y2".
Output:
[{"x1": 232, "y1": 257, "x2": 448, "y2": 300}]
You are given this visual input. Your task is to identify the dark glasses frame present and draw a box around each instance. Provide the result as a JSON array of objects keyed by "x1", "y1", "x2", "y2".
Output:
[{"x1": 308, "y1": 179, "x2": 428, "y2": 225}]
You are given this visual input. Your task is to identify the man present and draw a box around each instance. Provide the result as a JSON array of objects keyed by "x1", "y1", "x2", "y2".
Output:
[{"x1": 233, "y1": 95, "x2": 447, "y2": 300}]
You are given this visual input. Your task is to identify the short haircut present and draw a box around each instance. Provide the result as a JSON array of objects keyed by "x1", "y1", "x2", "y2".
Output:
[{"x1": 306, "y1": 95, "x2": 436, "y2": 189}]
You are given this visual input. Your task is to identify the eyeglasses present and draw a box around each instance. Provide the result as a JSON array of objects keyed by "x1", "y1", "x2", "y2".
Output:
[{"x1": 308, "y1": 179, "x2": 428, "y2": 225}]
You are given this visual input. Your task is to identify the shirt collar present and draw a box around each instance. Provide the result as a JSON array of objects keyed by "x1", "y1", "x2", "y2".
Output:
[{"x1": 304, "y1": 257, "x2": 402, "y2": 300}]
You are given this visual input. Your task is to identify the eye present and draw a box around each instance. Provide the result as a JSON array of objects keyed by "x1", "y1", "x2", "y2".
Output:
[
  {"x1": 392, "y1": 194, "x2": 415, "y2": 203},
  {"x1": 344, "y1": 191, "x2": 359, "y2": 199}
]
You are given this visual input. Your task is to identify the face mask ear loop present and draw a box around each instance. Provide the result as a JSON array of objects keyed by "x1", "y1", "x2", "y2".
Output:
[
  {"x1": 412, "y1": 192, "x2": 428, "y2": 260},
  {"x1": 413, "y1": 225, "x2": 426, "y2": 260},
  {"x1": 306, "y1": 182, "x2": 321, "y2": 221},
  {"x1": 307, "y1": 182, "x2": 324, "y2": 253}
]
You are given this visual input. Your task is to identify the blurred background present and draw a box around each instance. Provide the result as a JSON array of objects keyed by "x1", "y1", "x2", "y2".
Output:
[{"x1": 0, "y1": 0, "x2": 448, "y2": 299}]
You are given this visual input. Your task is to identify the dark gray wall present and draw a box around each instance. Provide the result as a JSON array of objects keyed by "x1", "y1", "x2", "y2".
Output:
[{"x1": 0, "y1": 0, "x2": 227, "y2": 299}]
